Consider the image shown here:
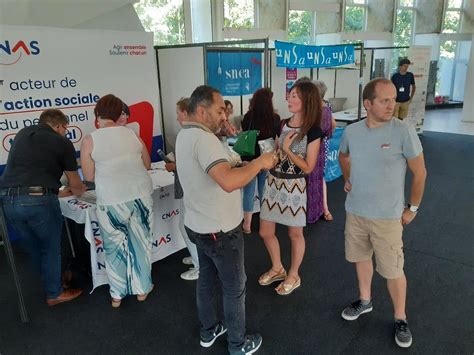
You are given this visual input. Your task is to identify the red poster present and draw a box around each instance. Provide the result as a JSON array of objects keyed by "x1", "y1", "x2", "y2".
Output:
[{"x1": 286, "y1": 68, "x2": 297, "y2": 80}]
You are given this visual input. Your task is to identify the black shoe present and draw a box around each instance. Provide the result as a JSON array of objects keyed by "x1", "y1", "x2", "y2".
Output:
[
  {"x1": 200, "y1": 322, "x2": 227, "y2": 348},
  {"x1": 341, "y1": 299, "x2": 373, "y2": 321},
  {"x1": 230, "y1": 334, "x2": 262, "y2": 355},
  {"x1": 394, "y1": 320, "x2": 412, "y2": 348}
]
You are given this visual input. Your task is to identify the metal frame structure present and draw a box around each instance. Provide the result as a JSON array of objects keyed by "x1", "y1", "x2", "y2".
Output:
[
  {"x1": 366, "y1": 45, "x2": 410, "y2": 80},
  {"x1": 300, "y1": 42, "x2": 366, "y2": 121},
  {"x1": 155, "y1": 39, "x2": 271, "y2": 152}
]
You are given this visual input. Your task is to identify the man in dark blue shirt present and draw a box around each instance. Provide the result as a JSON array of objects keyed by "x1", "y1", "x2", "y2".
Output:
[
  {"x1": 391, "y1": 58, "x2": 416, "y2": 120},
  {"x1": 0, "y1": 109, "x2": 85, "y2": 306}
]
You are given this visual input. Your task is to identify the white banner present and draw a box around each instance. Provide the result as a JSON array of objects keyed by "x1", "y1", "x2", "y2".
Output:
[
  {"x1": 0, "y1": 25, "x2": 163, "y2": 170},
  {"x1": 406, "y1": 46, "x2": 431, "y2": 133}
]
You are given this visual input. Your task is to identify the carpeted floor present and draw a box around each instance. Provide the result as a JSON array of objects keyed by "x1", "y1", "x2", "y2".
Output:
[{"x1": 1, "y1": 131, "x2": 473, "y2": 354}]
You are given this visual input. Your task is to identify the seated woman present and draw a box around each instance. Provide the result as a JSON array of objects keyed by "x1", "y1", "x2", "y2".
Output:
[{"x1": 80, "y1": 94, "x2": 154, "y2": 308}]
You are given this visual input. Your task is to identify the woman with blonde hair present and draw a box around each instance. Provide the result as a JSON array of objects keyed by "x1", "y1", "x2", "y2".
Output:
[{"x1": 165, "y1": 98, "x2": 200, "y2": 281}]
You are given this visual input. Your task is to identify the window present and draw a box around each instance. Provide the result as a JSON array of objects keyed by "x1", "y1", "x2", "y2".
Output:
[
  {"x1": 134, "y1": 0, "x2": 185, "y2": 45},
  {"x1": 438, "y1": 0, "x2": 468, "y2": 99},
  {"x1": 288, "y1": 10, "x2": 313, "y2": 44},
  {"x1": 391, "y1": 0, "x2": 416, "y2": 72},
  {"x1": 224, "y1": 0, "x2": 254, "y2": 29},
  {"x1": 447, "y1": 0, "x2": 463, "y2": 8},
  {"x1": 443, "y1": 0, "x2": 464, "y2": 33},
  {"x1": 393, "y1": 9, "x2": 413, "y2": 47},
  {"x1": 443, "y1": 11, "x2": 461, "y2": 33},
  {"x1": 344, "y1": 0, "x2": 367, "y2": 32}
]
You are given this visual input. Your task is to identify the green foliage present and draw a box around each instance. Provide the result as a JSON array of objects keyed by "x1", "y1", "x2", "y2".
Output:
[
  {"x1": 224, "y1": 0, "x2": 254, "y2": 29},
  {"x1": 344, "y1": 6, "x2": 364, "y2": 32},
  {"x1": 393, "y1": 9, "x2": 412, "y2": 47},
  {"x1": 399, "y1": 0, "x2": 414, "y2": 6},
  {"x1": 443, "y1": 11, "x2": 460, "y2": 33},
  {"x1": 288, "y1": 11, "x2": 312, "y2": 44},
  {"x1": 441, "y1": 41, "x2": 457, "y2": 59},
  {"x1": 391, "y1": 9, "x2": 412, "y2": 71},
  {"x1": 441, "y1": 11, "x2": 460, "y2": 58},
  {"x1": 134, "y1": 0, "x2": 185, "y2": 45}
]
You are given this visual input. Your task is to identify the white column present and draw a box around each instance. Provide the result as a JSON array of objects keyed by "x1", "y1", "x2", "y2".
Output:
[{"x1": 462, "y1": 34, "x2": 474, "y2": 122}]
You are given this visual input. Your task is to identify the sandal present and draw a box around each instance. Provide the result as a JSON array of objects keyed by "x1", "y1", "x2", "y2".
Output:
[
  {"x1": 275, "y1": 276, "x2": 301, "y2": 296},
  {"x1": 323, "y1": 211, "x2": 334, "y2": 222},
  {"x1": 111, "y1": 298, "x2": 122, "y2": 308},
  {"x1": 242, "y1": 228, "x2": 251, "y2": 234},
  {"x1": 137, "y1": 284, "x2": 154, "y2": 302},
  {"x1": 258, "y1": 268, "x2": 287, "y2": 286}
]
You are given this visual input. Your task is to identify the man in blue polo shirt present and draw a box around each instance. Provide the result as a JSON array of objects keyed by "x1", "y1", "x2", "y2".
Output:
[{"x1": 391, "y1": 58, "x2": 416, "y2": 120}]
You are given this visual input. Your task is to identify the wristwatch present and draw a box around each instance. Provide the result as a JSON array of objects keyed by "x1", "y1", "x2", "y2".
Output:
[{"x1": 407, "y1": 204, "x2": 419, "y2": 213}]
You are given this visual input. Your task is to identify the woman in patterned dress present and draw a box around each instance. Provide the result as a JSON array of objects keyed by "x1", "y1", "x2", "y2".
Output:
[{"x1": 258, "y1": 81, "x2": 323, "y2": 295}]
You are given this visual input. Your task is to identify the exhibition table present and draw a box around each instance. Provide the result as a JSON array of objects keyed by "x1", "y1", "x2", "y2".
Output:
[
  {"x1": 333, "y1": 107, "x2": 367, "y2": 125},
  {"x1": 59, "y1": 162, "x2": 185, "y2": 291}
]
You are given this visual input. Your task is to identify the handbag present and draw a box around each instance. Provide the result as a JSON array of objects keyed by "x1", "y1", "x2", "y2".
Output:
[{"x1": 232, "y1": 129, "x2": 259, "y2": 156}]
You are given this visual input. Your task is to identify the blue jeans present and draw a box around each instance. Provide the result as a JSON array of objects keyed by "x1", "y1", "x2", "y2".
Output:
[
  {"x1": 1, "y1": 192, "x2": 63, "y2": 299},
  {"x1": 186, "y1": 225, "x2": 246, "y2": 353},
  {"x1": 242, "y1": 171, "x2": 267, "y2": 212}
]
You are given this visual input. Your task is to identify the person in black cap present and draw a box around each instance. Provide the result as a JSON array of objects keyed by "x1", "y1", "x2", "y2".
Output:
[
  {"x1": 391, "y1": 58, "x2": 416, "y2": 120},
  {"x1": 0, "y1": 109, "x2": 86, "y2": 306}
]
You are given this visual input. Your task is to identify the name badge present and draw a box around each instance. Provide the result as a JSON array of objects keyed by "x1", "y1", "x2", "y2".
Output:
[{"x1": 399, "y1": 87, "x2": 405, "y2": 92}]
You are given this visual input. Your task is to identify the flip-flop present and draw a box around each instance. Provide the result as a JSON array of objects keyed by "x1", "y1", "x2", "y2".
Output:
[{"x1": 242, "y1": 228, "x2": 251, "y2": 234}]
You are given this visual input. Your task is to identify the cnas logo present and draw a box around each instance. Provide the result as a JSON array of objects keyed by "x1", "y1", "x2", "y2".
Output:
[
  {"x1": 0, "y1": 40, "x2": 40, "y2": 65},
  {"x1": 152, "y1": 234, "x2": 172, "y2": 247},
  {"x1": 2, "y1": 133, "x2": 16, "y2": 153},
  {"x1": 162, "y1": 208, "x2": 180, "y2": 220}
]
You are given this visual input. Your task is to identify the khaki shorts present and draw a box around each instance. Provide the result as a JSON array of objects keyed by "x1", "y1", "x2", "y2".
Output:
[
  {"x1": 393, "y1": 101, "x2": 410, "y2": 119},
  {"x1": 345, "y1": 212, "x2": 404, "y2": 279}
]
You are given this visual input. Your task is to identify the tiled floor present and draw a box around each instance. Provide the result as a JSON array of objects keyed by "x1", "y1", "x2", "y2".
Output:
[{"x1": 423, "y1": 108, "x2": 474, "y2": 136}]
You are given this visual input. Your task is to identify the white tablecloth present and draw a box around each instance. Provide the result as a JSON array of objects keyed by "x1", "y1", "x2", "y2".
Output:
[
  {"x1": 59, "y1": 162, "x2": 186, "y2": 292},
  {"x1": 333, "y1": 107, "x2": 367, "y2": 125}
]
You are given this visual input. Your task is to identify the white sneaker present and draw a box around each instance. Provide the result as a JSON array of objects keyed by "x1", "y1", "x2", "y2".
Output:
[
  {"x1": 182, "y1": 256, "x2": 193, "y2": 265},
  {"x1": 180, "y1": 267, "x2": 199, "y2": 280}
]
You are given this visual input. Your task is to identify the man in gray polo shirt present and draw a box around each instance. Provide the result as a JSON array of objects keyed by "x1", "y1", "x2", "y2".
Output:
[
  {"x1": 176, "y1": 85, "x2": 276, "y2": 355},
  {"x1": 338, "y1": 78, "x2": 427, "y2": 348}
]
